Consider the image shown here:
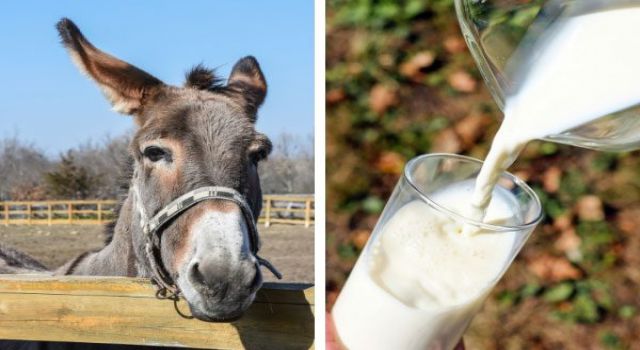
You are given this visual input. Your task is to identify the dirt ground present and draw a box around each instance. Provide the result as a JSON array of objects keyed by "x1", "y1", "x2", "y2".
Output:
[{"x1": 0, "y1": 223, "x2": 313, "y2": 283}]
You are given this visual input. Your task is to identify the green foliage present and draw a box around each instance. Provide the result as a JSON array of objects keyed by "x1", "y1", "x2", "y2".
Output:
[
  {"x1": 44, "y1": 152, "x2": 101, "y2": 199},
  {"x1": 538, "y1": 142, "x2": 558, "y2": 156},
  {"x1": 592, "y1": 152, "x2": 619, "y2": 172},
  {"x1": 577, "y1": 221, "x2": 617, "y2": 272},
  {"x1": 560, "y1": 170, "x2": 588, "y2": 200},
  {"x1": 338, "y1": 243, "x2": 358, "y2": 260},
  {"x1": 362, "y1": 196, "x2": 385, "y2": 214},
  {"x1": 600, "y1": 331, "x2": 623, "y2": 350},
  {"x1": 543, "y1": 282, "x2": 574, "y2": 303},
  {"x1": 545, "y1": 280, "x2": 615, "y2": 324},
  {"x1": 331, "y1": 0, "x2": 432, "y2": 30},
  {"x1": 618, "y1": 305, "x2": 636, "y2": 319}
]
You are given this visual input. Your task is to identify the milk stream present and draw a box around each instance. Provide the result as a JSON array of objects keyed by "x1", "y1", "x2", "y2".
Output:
[
  {"x1": 469, "y1": 7, "x2": 640, "y2": 223},
  {"x1": 332, "y1": 181, "x2": 521, "y2": 349}
]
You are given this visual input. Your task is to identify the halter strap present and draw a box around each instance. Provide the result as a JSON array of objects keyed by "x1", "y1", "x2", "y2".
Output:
[{"x1": 134, "y1": 185, "x2": 282, "y2": 298}]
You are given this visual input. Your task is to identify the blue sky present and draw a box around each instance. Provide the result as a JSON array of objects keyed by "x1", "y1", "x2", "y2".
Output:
[{"x1": 0, "y1": 1, "x2": 314, "y2": 156}]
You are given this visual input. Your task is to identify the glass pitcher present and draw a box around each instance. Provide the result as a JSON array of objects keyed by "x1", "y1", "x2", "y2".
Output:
[{"x1": 455, "y1": 0, "x2": 640, "y2": 151}]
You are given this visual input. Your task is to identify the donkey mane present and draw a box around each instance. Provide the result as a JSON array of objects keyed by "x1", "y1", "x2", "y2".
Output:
[
  {"x1": 184, "y1": 62, "x2": 266, "y2": 120},
  {"x1": 184, "y1": 64, "x2": 225, "y2": 91}
]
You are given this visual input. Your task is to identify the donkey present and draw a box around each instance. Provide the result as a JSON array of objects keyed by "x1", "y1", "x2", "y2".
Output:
[{"x1": 0, "y1": 18, "x2": 280, "y2": 323}]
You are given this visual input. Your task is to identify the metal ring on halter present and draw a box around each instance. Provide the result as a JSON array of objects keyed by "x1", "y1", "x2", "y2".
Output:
[{"x1": 136, "y1": 186, "x2": 283, "y2": 302}]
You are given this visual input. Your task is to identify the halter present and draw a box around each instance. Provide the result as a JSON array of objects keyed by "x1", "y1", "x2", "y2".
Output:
[{"x1": 133, "y1": 185, "x2": 282, "y2": 301}]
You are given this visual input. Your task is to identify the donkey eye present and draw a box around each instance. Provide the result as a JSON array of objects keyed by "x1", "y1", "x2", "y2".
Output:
[{"x1": 143, "y1": 146, "x2": 169, "y2": 162}]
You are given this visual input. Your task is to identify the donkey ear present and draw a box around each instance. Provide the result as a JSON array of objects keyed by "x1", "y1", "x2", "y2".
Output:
[
  {"x1": 248, "y1": 132, "x2": 272, "y2": 162},
  {"x1": 227, "y1": 56, "x2": 267, "y2": 120},
  {"x1": 56, "y1": 18, "x2": 164, "y2": 118}
]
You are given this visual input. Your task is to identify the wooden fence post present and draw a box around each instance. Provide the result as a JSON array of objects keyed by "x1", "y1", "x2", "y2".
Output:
[
  {"x1": 3, "y1": 202, "x2": 7, "y2": 226},
  {"x1": 27, "y1": 203, "x2": 32, "y2": 225},
  {"x1": 97, "y1": 202, "x2": 102, "y2": 224},
  {"x1": 265, "y1": 198, "x2": 271, "y2": 228},
  {"x1": 67, "y1": 202, "x2": 73, "y2": 224},
  {"x1": 304, "y1": 199, "x2": 312, "y2": 228},
  {"x1": 47, "y1": 202, "x2": 52, "y2": 226}
]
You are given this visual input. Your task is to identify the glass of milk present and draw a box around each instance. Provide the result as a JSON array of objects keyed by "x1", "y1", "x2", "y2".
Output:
[{"x1": 332, "y1": 153, "x2": 542, "y2": 350}]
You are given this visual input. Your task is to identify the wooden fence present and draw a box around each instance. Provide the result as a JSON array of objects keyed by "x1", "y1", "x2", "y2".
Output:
[
  {"x1": 259, "y1": 195, "x2": 315, "y2": 228},
  {"x1": 0, "y1": 195, "x2": 314, "y2": 227},
  {"x1": 0, "y1": 275, "x2": 314, "y2": 349}
]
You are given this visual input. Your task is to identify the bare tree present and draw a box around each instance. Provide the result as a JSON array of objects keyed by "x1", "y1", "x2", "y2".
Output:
[
  {"x1": 259, "y1": 133, "x2": 314, "y2": 194},
  {"x1": 0, "y1": 136, "x2": 51, "y2": 200},
  {"x1": 67, "y1": 134, "x2": 131, "y2": 198}
]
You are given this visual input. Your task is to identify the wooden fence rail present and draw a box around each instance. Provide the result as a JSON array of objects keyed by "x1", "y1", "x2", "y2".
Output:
[
  {"x1": 0, "y1": 275, "x2": 314, "y2": 349},
  {"x1": 0, "y1": 195, "x2": 314, "y2": 227}
]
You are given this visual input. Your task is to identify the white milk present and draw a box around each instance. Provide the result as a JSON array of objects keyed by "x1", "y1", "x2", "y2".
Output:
[
  {"x1": 469, "y1": 7, "x2": 640, "y2": 221},
  {"x1": 332, "y1": 181, "x2": 521, "y2": 350}
]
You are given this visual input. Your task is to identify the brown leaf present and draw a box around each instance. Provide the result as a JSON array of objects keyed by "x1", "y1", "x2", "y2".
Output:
[
  {"x1": 542, "y1": 166, "x2": 562, "y2": 193},
  {"x1": 554, "y1": 228, "x2": 582, "y2": 260},
  {"x1": 553, "y1": 213, "x2": 573, "y2": 232},
  {"x1": 369, "y1": 84, "x2": 398, "y2": 115},
  {"x1": 448, "y1": 70, "x2": 477, "y2": 93},
  {"x1": 399, "y1": 51, "x2": 435, "y2": 81},
  {"x1": 378, "y1": 53, "x2": 395, "y2": 68},
  {"x1": 351, "y1": 229, "x2": 371, "y2": 250},
  {"x1": 326, "y1": 88, "x2": 346, "y2": 105},
  {"x1": 617, "y1": 208, "x2": 640, "y2": 235},
  {"x1": 527, "y1": 253, "x2": 583, "y2": 282},
  {"x1": 444, "y1": 36, "x2": 467, "y2": 54},
  {"x1": 348, "y1": 62, "x2": 363, "y2": 76},
  {"x1": 454, "y1": 113, "x2": 491, "y2": 146},
  {"x1": 432, "y1": 128, "x2": 462, "y2": 154},
  {"x1": 576, "y1": 195, "x2": 604, "y2": 221},
  {"x1": 375, "y1": 151, "x2": 405, "y2": 175}
]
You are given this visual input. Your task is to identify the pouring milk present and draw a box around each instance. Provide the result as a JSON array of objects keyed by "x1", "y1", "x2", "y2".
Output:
[
  {"x1": 469, "y1": 7, "x2": 640, "y2": 222},
  {"x1": 332, "y1": 6, "x2": 640, "y2": 350}
]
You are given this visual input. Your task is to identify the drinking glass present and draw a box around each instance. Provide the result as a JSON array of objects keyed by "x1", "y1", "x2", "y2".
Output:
[
  {"x1": 332, "y1": 154, "x2": 542, "y2": 350},
  {"x1": 455, "y1": 0, "x2": 640, "y2": 151}
]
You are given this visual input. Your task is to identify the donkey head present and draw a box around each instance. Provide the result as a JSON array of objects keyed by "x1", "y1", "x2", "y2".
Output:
[{"x1": 57, "y1": 18, "x2": 273, "y2": 321}]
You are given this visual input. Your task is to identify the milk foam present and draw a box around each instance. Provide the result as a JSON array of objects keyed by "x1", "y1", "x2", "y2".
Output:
[
  {"x1": 470, "y1": 7, "x2": 640, "y2": 222},
  {"x1": 332, "y1": 181, "x2": 521, "y2": 349}
]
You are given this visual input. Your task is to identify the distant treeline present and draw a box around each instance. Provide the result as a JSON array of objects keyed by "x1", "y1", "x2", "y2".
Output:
[{"x1": 0, "y1": 133, "x2": 314, "y2": 200}]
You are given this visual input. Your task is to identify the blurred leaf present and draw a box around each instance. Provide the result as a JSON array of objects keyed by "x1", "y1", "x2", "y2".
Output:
[
  {"x1": 600, "y1": 331, "x2": 622, "y2": 349},
  {"x1": 592, "y1": 152, "x2": 618, "y2": 172},
  {"x1": 520, "y1": 283, "x2": 542, "y2": 298},
  {"x1": 427, "y1": 116, "x2": 450, "y2": 133},
  {"x1": 404, "y1": 0, "x2": 426, "y2": 18},
  {"x1": 497, "y1": 290, "x2": 517, "y2": 308},
  {"x1": 545, "y1": 198, "x2": 565, "y2": 219},
  {"x1": 560, "y1": 170, "x2": 587, "y2": 200},
  {"x1": 573, "y1": 292, "x2": 600, "y2": 323},
  {"x1": 362, "y1": 196, "x2": 385, "y2": 214},
  {"x1": 374, "y1": 2, "x2": 400, "y2": 21},
  {"x1": 539, "y1": 142, "x2": 558, "y2": 155},
  {"x1": 338, "y1": 243, "x2": 358, "y2": 260},
  {"x1": 543, "y1": 282, "x2": 574, "y2": 303},
  {"x1": 618, "y1": 305, "x2": 636, "y2": 319}
]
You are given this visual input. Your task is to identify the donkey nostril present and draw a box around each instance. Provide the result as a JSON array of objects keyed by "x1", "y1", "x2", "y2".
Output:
[
  {"x1": 190, "y1": 262, "x2": 207, "y2": 286},
  {"x1": 189, "y1": 259, "x2": 229, "y2": 289}
]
